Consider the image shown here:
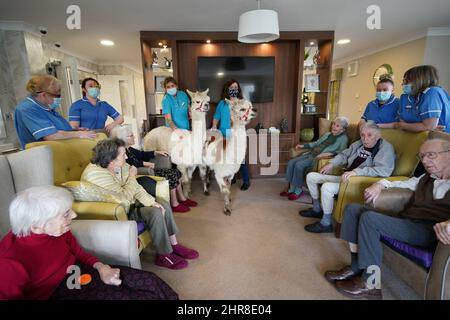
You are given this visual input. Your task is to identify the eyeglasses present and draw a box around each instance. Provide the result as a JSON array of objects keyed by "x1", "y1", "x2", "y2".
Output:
[
  {"x1": 37, "y1": 91, "x2": 61, "y2": 98},
  {"x1": 417, "y1": 150, "x2": 450, "y2": 161}
]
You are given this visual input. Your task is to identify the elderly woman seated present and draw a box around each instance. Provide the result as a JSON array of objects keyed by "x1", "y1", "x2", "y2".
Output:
[
  {"x1": 0, "y1": 186, "x2": 178, "y2": 300},
  {"x1": 300, "y1": 121, "x2": 396, "y2": 233},
  {"x1": 81, "y1": 138, "x2": 199, "y2": 270},
  {"x1": 326, "y1": 138, "x2": 450, "y2": 299},
  {"x1": 110, "y1": 125, "x2": 197, "y2": 213},
  {"x1": 281, "y1": 116, "x2": 349, "y2": 200}
]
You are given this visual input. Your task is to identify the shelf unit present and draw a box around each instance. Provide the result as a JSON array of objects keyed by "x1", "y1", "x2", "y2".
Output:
[{"x1": 140, "y1": 31, "x2": 334, "y2": 176}]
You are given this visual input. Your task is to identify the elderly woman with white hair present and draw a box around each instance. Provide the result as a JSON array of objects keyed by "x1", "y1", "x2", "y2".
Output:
[
  {"x1": 300, "y1": 121, "x2": 396, "y2": 233},
  {"x1": 111, "y1": 125, "x2": 197, "y2": 213},
  {"x1": 281, "y1": 117, "x2": 349, "y2": 201},
  {"x1": 0, "y1": 186, "x2": 178, "y2": 300}
]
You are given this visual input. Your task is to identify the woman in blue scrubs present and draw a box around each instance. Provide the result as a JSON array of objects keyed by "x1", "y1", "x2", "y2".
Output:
[
  {"x1": 358, "y1": 76, "x2": 399, "y2": 129},
  {"x1": 211, "y1": 79, "x2": 251, "y2": 190},
  {"x1": 14, "y1": 75, "x2": 97, "y2": 149},
  {"x1": 161, "y1": 77, "x2": 191, "y2": 131},
  {"x1": 396, "y1": 65, "x2": 450, "y2": 133},
  {"x1": 69, "y1": 78, "x2": 124, "y2": 133}
]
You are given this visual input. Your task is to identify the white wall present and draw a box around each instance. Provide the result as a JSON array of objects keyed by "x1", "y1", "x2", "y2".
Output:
[{"x1": 333, "y1": 38, "x2": 427, "y2": 123}]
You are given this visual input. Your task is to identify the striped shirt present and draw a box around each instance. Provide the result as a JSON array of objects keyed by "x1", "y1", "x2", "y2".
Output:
[{"x1": 81, "y1": 163, "x2": 156, "y2": 207}]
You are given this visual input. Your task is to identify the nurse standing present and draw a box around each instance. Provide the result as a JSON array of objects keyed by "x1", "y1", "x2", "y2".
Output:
[
  {"x1": 396, "y1": 65, "x2": 450, "y2": 133},
  {"x1": 162, "y1": 77, "x2": 191, "y2": 131},
  {"x1": 211, "y1": 79, "x2": 251, "y2": 191},
  {"x1": 69, "y1": 78, "x2": 124, "y2": 133}
]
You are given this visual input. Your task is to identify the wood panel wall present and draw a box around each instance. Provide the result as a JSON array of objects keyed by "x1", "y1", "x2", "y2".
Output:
[{"x1": 176, "y1": 41, "x2": 300, "y2": 133}]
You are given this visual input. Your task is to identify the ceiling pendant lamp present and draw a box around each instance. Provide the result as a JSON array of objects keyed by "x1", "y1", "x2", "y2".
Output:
[{"x1": 238, "y1": 0, "x2": 279, "y2": 43}]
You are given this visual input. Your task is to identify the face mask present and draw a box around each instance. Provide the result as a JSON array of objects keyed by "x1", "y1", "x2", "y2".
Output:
[
  {"x1": 376, "y1": 91, "x2": 391, "y2": 102},
  {"x1": 402, "y1": 84, "x2": 412, "y2": 95},
  {"x1": 87, "y1": 87, "x2": 100, "y2": 99},
  {"x1": 228, "y1": 88, "x2": 239, "y2": 98},
  {"x1": 49, "y1": 97, "x2": 61, "y2": 110},
  {"x1": 167, "y1": 87, "x2": 177, "y2": 96}
]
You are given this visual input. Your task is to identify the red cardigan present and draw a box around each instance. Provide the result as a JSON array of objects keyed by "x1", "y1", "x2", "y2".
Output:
[{"x1": 0, "y1": 230, "x2": 98, "y2": 300}]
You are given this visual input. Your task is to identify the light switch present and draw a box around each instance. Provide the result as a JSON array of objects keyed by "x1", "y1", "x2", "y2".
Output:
[{"x1": 355, "y1": 93, "x2": 360, "y2": 99}]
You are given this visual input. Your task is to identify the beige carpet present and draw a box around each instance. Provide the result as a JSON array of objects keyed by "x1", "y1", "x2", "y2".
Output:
[{"x1": 140, "y1": 178, "x2": 419, "y2": 300}]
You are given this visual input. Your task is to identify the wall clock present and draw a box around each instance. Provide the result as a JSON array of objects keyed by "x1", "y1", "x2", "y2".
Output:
[{"x1": 373, "y1": 64, "x2": 393, "y2": 86}]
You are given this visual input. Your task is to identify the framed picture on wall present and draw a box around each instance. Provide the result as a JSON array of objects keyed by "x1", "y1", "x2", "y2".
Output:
[
  {"x1": 305, "y1": 74, "x2": 320, "y2": 92},
  {"x1": 154, "y1": 76, "x2": 165, "y2": 93}
]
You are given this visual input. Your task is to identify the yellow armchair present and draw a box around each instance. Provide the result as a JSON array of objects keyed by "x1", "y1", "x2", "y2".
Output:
[
  {"x1": 332, "y1": 129, "x2": 429, "y2": 227},
  {"x1": 25, "y1": 135, "x2": 170, "y2": 252}
]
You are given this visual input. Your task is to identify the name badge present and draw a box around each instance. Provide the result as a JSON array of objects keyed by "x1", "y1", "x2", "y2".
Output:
[{"x1": 405, "y1": 105, "x2": 412, "y2": 109}]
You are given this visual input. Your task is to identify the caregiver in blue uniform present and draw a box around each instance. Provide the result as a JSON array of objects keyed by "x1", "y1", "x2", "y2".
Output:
[
  {"x1": 161, "y1": 77, "x2": 191, "y2": 131},
  {"x1": 14, "y1": 75, "x2": 97, "y2": 149},
  {"x1": 211, "y1": 79, "x2": 251, "y2": 191},
  {"x1": 358, "y1": 76, "x2": 399, "y2": 129},
  {"x1": 396, "y1": 65, "x2": 450, "y2": 133},
  {"x1": 69, "y1": 78, "x2": 124, "y2": 133}
]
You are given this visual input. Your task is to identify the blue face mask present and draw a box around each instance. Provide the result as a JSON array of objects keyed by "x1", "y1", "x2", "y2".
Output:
[
  {"x1": 228, "y1": 88, "x2": 239, "y2": 98},
  {"x1": 49, "y1": 97, "x2": 61, "y2": 110},
  {"x1": 376, "y1": 91, "x2": 391, "y2": 102},
  {"x1": 87, "y1": 87, "x2": 100, "y2": 99},
  {"x1": 402, "y1": 84, "x2": 412, "y2": 95},
  {"x1": 167, "y1": 87, "x2": 177, "y2": 96}
]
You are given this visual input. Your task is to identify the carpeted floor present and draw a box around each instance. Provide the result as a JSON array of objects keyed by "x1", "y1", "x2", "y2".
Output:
[{"x1": 141, "y1": 178, "x2": 420, "y2": 300}]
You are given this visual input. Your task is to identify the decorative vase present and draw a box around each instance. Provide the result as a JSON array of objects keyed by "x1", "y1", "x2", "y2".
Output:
[{"x1": 300, "y1": 128, "x2": 314, "y2": 142}]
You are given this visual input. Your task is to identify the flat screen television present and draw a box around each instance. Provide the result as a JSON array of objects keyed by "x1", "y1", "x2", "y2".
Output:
[{"x1": 197, "y1": 56, "x2": 275, "y2": 103}]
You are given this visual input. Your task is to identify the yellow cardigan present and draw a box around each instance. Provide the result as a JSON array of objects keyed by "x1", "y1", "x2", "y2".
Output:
[{"x1": 81, "y1": 163, "x2": 156, "y2": 207}]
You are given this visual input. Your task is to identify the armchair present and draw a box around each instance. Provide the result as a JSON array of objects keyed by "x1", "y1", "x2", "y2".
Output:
[
  {"x1": 25, "y1": 135, "x2": 170, "y2": 252},
  {"x1": 372, "y1": 189, "x2": 450, "y2": 300},
  {"x1": 0, "y1": 146, "x2": 141, "y2": 268},
  {"x1": 329, "y1": 129, "x2": 429, "y2": 228}
]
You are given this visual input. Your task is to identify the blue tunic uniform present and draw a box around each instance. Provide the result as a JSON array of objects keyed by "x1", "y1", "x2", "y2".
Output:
[
  {"x1": 416, "y1": 87, "x2": 450, "y2": 133},
  {"x1": 398, "y1": 94, "x2": 420, "y2": 123},
  {"x1": 361, "y1": 95, "x2": 399, "y2": 124},
  {"x1": 213, "y1": 100, "x2": 232, "y2": 139},
  {"x1": 14, "y1": 96, "x2": 73, "y2": 149},
  {"x1": 162, "y1": 91, "x2": 190, "y2": 130},
  {"x1": 69, "y1": 97, "x2": 120, "y2": 129}
]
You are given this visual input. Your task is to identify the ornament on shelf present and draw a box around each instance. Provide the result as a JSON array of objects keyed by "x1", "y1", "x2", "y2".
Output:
[
  {"x1": 280, "y1": 118, "x2": 288, "y2": 133},
  {"x1": 300, "y1": 128, "x2": 315, "y2": 142}
]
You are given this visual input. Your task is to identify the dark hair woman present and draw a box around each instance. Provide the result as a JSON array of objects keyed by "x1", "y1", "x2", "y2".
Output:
[
  {"x1": 211, "y1": 79, "x2": 251, "y2": 190},
  {"x1": 69, "y1": 77, "x2": 124, "y2": 133},
  {"x1": 81, "y1": 138, "x2": 199, "y2": 270}
]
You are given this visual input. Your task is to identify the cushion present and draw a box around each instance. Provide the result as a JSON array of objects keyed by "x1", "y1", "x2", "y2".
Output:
[
  {"x1": 137, "y1": 222, "x2": 146, "y2": 235},
  {"x1": 62, "y1": 181, "x2": 131, "y2": 208},
  {"x1": 381, "y1": 235, "x2": 435, "y2": 269}
]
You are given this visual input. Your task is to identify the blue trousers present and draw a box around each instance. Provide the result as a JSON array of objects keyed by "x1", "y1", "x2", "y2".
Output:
[
  {"x1": 285, "y1": 153, "x2": 314, "y2": 188},
  {"x1": 240, "y1": 160, "x2": 250, "y2": 184}
]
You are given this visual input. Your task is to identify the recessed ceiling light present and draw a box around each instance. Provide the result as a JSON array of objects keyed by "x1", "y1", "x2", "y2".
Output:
[
  {"x1": 100, "y1": 40, "x2": 114, "y2": 46},
  {"x1": 217, "y1": 72, "x2": 224, "y2": 76},
  {"x1": 337, "y1": 39, "x2": 351, "y2": 45},
  {"x1": 206, "y1": 39, "x2": 211, "y2": 44},
  {"x1": 309, "y1": 41, "x2": 315, "y2": 46}
]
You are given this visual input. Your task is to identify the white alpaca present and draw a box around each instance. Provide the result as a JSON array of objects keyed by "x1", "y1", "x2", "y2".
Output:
[
  {"x1": 203, "y1": 99, "x2": 257, "y2": 215},
  {"x1": 143, "y1": 89, "x2": 210, "y2": 197}
]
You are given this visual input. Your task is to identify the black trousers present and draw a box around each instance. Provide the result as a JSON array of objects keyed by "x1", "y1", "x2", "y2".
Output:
[{"x1": 340, "y1": 204, "x2": 437, "y2": 270}]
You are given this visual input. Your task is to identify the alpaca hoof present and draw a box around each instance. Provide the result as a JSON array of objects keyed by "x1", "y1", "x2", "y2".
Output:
[{"x1": 204, "y1": 190, "x2": 210, "y2": 196}]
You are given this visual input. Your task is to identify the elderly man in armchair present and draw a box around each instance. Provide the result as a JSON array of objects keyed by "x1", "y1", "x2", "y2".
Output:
[
  {"x1": 300, "y1": 121, "x2": 396, "y2": 233},
  {"x1": 325, "y1": 137, "x2": 450, "y2": 299}
]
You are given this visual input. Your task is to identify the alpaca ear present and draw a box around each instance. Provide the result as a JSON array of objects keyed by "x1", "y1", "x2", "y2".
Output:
[
  {"x1": 203, "y1": 88, "x2": 209, "y2": 95},
  {"x1": 186, "y1": 89, "x2": 194, "y2": 98},
  {"x1": 224, "y1": 98, "x2": 231, "y2": 105}
]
